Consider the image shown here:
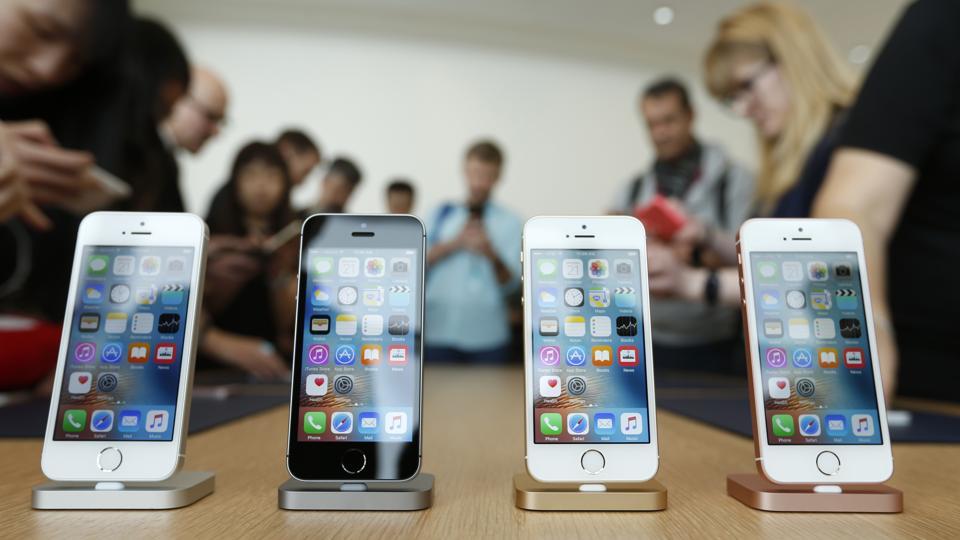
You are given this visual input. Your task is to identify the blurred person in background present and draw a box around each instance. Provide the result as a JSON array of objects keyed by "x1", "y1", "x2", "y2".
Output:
[
  {"x1": 424, "y1": 140, "x2": 521, "y2": 364},
  {"x1": 279, "y1": 129, "x2": 325, "y2": 212},
  {"x1": 814, "y1": 0, "x2": 960, "y2": 402},
  {"x1": 163, "y1": 66, "x2": 228, "y2": 155},
  {"x1": 385, "y1": 178, "x2": 415, "y2": 214},
  {"x1": 610, "y1": 77, "x2": 754, "y2": 373},
  {"x1": 306, "y1": 156, "x2": 362, "y2": 215}
]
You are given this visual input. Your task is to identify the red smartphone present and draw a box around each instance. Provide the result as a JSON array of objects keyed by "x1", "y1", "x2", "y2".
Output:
[{"x1": 633, "y1": 195, "x2": 687, "y2": 240}]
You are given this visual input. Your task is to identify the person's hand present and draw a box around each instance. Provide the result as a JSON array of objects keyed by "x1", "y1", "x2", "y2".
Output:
[
  {"x1": 460, "y1": 219, "x2": 495, "y2": 257},
  {"x1": 663, "y1": 197, "x2": 707, "y2": 263},
  {"x1": 0, "y1": 122, "x2": 53, "y2": 228},
  {"x1": 204, "y1": 329, "x2": 290, "y2": 381},
  {"x1": 647, "y1": 241, "x2": 703, "y2": 300}
]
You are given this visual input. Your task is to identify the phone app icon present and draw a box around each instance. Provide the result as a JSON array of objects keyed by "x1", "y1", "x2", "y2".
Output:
[
  {"x1": 307, "y1": 344, "x2": 329, "y2": 365},
  {"x1": 808, "y1": 261, "x2": 829, "y2": 281},
  {"x1": 818, "y1": 347, "x2": 839, "y2": 368},
  {"x1": 361, "y1": 344, "x2": 382, "y2": 365},
  {"x1": 335, "y1": 314, "x2": 357, "y2": 335},
  {"x1": 311, "y1": 256, "x2": 334, "y2": 276},
  {"x1": 338, "y1": 286, "x2": 358, "y2": 306},
  {"x1": 757, "y1": 261, "x2": 777, "y2": 280},
  {"x1": 763, "y1": 319, "x2": 783, "y2": 337},
  {"x1": 364, "y1": 257, "x2": 385, "y2": 277},
  {"x1": 311, "y1": 285, "x2": 332, "y2": 306},
  {"x1": 79, "y1": 313, "x2": 100, "y2": 332},
  {"x1": 134, "y1": 285, "x2": 157, "y2": 305},
  {"x1": 620, "y1": 412, "x2": 643, "y2": 435},
  {"x1": 391, "y1": 257, "x2": 410, "y2": 274},
  {"x1": 792, "y1": 347, "x2": 813, "y2": 368},
  {"x1": 158, "y1": 313, "x2": 180, "y2": 334},
  {"x1": 388, "y1": 345, "x2": 408, "y2": 365},
  {"x1": 564, "y1": 316, "x2": 585, "y2": 337},
  {"x1": 160, "y1": 284, "x2": 185, "y2": 305},
  {"x1": 567, "y1": 376, "x2": 586, "y2": 395},
  {"x1": 590, "y1": 316, "x2": 611, "y2": 337},
  {"x1": 588, "y1": 259, "x2": 608, "y2": 279},
  {"x1": 614, "y1": 259, "x2": 633, "y2": 276},
  {"x1": 139, "y1": 256, "x2": 161, "y2": 276},
  {"x1": 311, "y1": 315, "x2": 331, "y2": 335},
  {"x1": 74, "y1": 342, "x2": 96, "y2": 363},
  {"x1": 62, "y1": 410, "x2": 87, "y2": 433},
  {"x1": 358, "y1": 412, "x2": 379, "y2": 434},
  {"x1": 97, "y1": 372, "x2": 118, "y2": 393},
  {"x1": 335, "y1": 345, "x2": 356, "y2": 365},
  {"x1": 768, "y1": 377, "x2": 790, "y2": 399},
  {"x1": 825, "y1": 414, "x2": 847, "y2": 436},
  {"x1": 798, "y1": 414, "x2": 821, "y2": 437},
  {"x1": 118, "y1": 410, "x2": 140, "y2": 432},
  {"x1": 616, "y1": 316, "x2": 638, "y2": 336},
  {"x1": 539, "y1": 346, "x2": 561, "y2": 366},
  {"x1": 563, "y1": 287, "x2": 583, "y2": 307},
  {"x1": 128, "y1": 342, "x2": 149, "y2": 363},
  {"x1": 781, "y1": 261, "x2": 803, "y2": 282},
  {"x1": 331, "y1": 412, "x2": 354, "y2": 434},
  {"x1": 788, "y1": 318, "x2": 809, "y2": 339},
  {"x1": 361, "y1": 314, "x2": 383, "y2": 336},
  {"x1": 810, "y1": 289, "x2": 832, "y2": 310},
  {"x1": 338, "y1": 257, "x2": 360, "y2": 277},
  {"x1": 614, "y1": 287, "x2": 637, "y2": 307},
  {"x1": 539, "y1": 375, "x2": 561, "y2": 398},
  {"x1": 562, "y1": 259, "x2": 583, "y2": 279},
  {"x1": 87, "y1": 255, "x2": 109, "y2": 276},
  {"x1": 69, "y1": 371, "x2": 92, "y2": 394},
  {"x1": 112, "y1": 255, "x2": 134, "y2": 276},
  {"x1": 539, "y1": 413, "x2": 562, "y2": 436},
  {"x1": 618, "y1": 346, "x2": 639, "y2": 366},
  {"x1": 539, "y1": 317, "x2": 559, "y2": 336},
  {"x1": 83, "y1": 283, "x2": 104, "y2": 304},
  {"x1": 303, "y1": 412, "x2": 326, "y2": 434},
  {"x1": 389, "y1": 285, "x2": 411, "y2": 307},
  {"x1": 594, "y1": 412, "x2": 615, "y2": 435},
  {"x1": 362, "y1": 287, "x2": 385, "y2": 307},
  {"x1": 765, "y1": 347, "x2": 787, "y2": 368},
  {"x1": 388, "y1": 315, "x2": 410, "y2": 336},
  {"x1": 813, "y1": 318, "x2": 836, "y2": 339},
  {"x1": 844, "y1": 347, "x2": 866, "y2": 369},
  {"x1": 145, "y1": 410, "x2": 169, "y2": 433},
  {"x1": 839, "y1": 318, "x2": 861, "y2": 338},
  {"x1": 759, "y1": 288, "x2": 780, "y2": 309},
  {"x1": 785, "y1": 290, "x2": 805, "y2": 309},
  {"x1": 131, "y1": 312, "x2": 154, "y2": 334},
  {"x1": 306, "y1": 374, "x2": 328, "y2": 396},
  {"x1": 591, "y1": 346, "x2": 613, "y2": 367},
  {"x1": 537, "y1": 258, "x2": 558, "y2": 278},
  {"x1": 155, "y1": 343, "x2": 176, "y2": 364},
  {"x1": 385, "y1": 412, "x2": 408, "y2": 435},
  {"x1": 835, "y1": 288, "x2": 858, "y2": 310},
  {"x1": 565, "y1": 346, "x2": 586, "y2": 366},
  {"x1": 796, "y1": 377, "x2": 816, "y2": 397},
  {"x1": 109, "y1": 284, "x2": 130, "y2": 304},
  {"x1": 567, "y1": 413, "x2": 589, "y2": 435},
  {"x1": 90, "y1": 410, "x2": 114, "y2": 432},
  {"x1": 588, "y1": 287, "x2": 610, "y2": 308},
  {"x1": 101, "y1": 342, "x2": 123, "y2": 364},
  {"x1": 771, "y1": 414, "x2": 794, "y2": 437}
]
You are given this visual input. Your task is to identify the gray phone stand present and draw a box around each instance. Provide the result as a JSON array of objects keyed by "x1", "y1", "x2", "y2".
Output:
[
  {"x1": 278, "y1": 473, "x2": 434, "y2": 511},
  {"x1": 32, "y1": 470, "x2": 215, "y2": 510}
]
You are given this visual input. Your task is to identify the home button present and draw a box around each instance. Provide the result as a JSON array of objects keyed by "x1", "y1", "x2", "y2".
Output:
[
  {"x1": 97, "y1": 447, "x2": 122, "y2": 472},
  {"x1": 816, "y1": 451, "x2": 840, "y2": 476},
  {"x1": 341, "y1": 449, "x2": 367, "y2": 474},
  {"x1": 580, "y1": 450, "x2": 605, "y2": 474}
]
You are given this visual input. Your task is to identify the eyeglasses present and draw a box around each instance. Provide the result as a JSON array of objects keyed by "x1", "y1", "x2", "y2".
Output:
[
  {"x1": 722, "y1": 62, "x2": 776, "y2": 112},
  {"x1": 185, "y1": 95, "x2": 227, "y2": 126}
]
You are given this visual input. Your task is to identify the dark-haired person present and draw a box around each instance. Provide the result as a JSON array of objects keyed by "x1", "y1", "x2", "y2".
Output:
[
  {"x1": 386, "y1": 179, "x2": 415, "y2": 214},
  {"x1": 424, "y1": 140, "x2": 521, "y2": 364},
  {"x1": 201, "y1": 142, "x2": 293, "y2": 380},
  {"x1": 610, "y1": 77, "x2": 754, "y2": 373},
  {"x1": 307, "y1": 156, "x2": 362, "y2": 215},
  {"x1": 163, "y1": 66, "x2": 228, "y2": 155}
]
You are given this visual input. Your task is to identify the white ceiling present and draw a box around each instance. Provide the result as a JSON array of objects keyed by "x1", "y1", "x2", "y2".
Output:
[{"x1": 135, "y1": 0, "x2": 908, "y2": 71}]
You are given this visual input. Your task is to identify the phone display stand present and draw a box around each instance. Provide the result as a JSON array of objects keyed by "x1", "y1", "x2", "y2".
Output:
[
  {"x1": 513, "y1": 473, "x2": 667, "y2": 511},
  {"x1": 32, "y1": 470, "x2": 215, "y2": 510},
  {"x1": 278, "y1": 473, "x2": 434, "y2": 511},
  {"x1": 727, "y1": 473, "x2": 902, "y2": 513}
]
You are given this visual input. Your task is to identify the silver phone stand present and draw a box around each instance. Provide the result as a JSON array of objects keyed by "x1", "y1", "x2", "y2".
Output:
[
  {"x1": 32, "y1": 470, "x2": 215, "y2": 510},
  {"x1": 278, "y1": 473, "x2": 434, "y2": 511}
]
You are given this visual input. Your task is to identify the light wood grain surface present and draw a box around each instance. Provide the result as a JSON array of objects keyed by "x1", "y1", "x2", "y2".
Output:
[{"x1": 1, "y1": 366, "x2": 958, "y2": 539}]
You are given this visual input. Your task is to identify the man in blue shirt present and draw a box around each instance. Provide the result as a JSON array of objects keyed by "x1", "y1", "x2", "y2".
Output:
[{"x1": 425, "y1": 140, "x2": 522, "y2": 363}]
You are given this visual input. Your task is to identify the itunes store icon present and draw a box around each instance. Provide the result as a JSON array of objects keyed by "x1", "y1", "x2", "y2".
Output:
[{"x1": 539, "y1": 346, "x2": 560, "y2": 366}]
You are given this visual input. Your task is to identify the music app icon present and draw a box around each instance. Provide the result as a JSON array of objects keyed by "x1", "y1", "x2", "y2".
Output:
[
  {"x1": 145, "y1": 410, "x2": 169, "y2": 433},
  {"x1": 385, "y1": 411, "x2": 408, "y2": 435},
  {"x1": 620, "y1": 412, "x2": 643, "y2": 435},
  {"x1": 539, "y1": 346, "x2": 560, "y2": 366}
]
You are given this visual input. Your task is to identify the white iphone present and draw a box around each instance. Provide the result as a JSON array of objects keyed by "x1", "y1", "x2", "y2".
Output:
[
  {"x1": 41, "y1": 212, "x2": 207, "y2": 482},
  {"x1": 523, "y1": 216, "x2": 659, "y2": 483},
  {"x1": 737, "y1": 218, "x2": 893, "y2": 484}
]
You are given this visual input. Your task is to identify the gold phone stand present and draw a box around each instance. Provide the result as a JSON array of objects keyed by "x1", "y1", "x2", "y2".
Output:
[
  {"x1": 513, "y1": 473, "x2": 667, "y2": 511},
  {"x1": 727, "y1": 473, "x2": 903, "y2": 513}
]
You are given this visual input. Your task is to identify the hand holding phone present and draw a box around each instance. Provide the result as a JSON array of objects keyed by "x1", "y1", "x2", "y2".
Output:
[{"x1": 633, "y1": 194, "x2": 687, "y2": 241}]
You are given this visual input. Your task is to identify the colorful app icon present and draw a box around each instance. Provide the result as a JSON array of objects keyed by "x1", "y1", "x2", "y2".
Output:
[
  {"x1": 763, "y1": 319, "x2": 783, "y2": 337},
  {"x1": 591, "y1": 346, "x2": 613, "y2": 367},
  {"x1": 335, "y1": 345, "x2": 356, "y2": 365},
  {"x1": 563, "y1": 316, "x2": 585, "y2": 337},
  {"x1": 788, "y1": 318, "x2": 810, "y2": 339},
  {"x1": 620, "y1": 412, "x2": 642, "y2": 435},
  {"x1": 145, "y1": 410, "x2": 168, "y2": 433},
  {"x1": 361, "y1": 314, "x2": 383, "y2": 336},
  {"x1": 158, "y1": 313, "x2": 180, "y2": 334},
  {"x1": 87, "y1": 255, "x2": 109, "y2": 276},
  {"x1": 768, "y1": 377, "x2": 790, "y2": 399},
  {"x1": 358, "y1": 412, "x2": 379, "y2": 434},
  {"x1": 771, "y1": 414, "x2": 794, "y2": 437},
  {"x1": 391, "y1": 257, "x2": 410, "y2": 274},
  {"x1": 311, "y1": 315, "x2": 331, "y2": 335},
  {"x1": 389, "y1": 285, "x2": 410, "y2": 306},
  {"x1": 538, "y1": 287, "x2": 559, "y2": 307},
  {"x1": 818, "y1": 347, "x2": 839, "y2": 368},
  {"x1": 74, "y1": 342, "x2": 96, "y2": 363},
  {"x1": 565, "y1": 346, "x2": 586, "y2": 366},
  {"x1": 388, "y1": 345, "x2": 408, "y2": 365},
  {"x1": 844, "y1": 347, "x2": 866, "y2": 369},
  {"x1": 808, "y1": 261, "x2": 829, "y2": 281},
  {"x1": 781, "y1": 261, "x2": 803, "y2": 282},
  {"x1": 69, "y1": 372, "x2": 92, "y2": 394},
  {"x1": 792, "y1": 347, "x2": 813, "y2": 368},
  {"x1": 362, "y1": 287, "x2": 385, "y2": 307},
  {"x1": 537, "y1": 258, "x2": 558, "y2": 278},
  {"x1": 311, "y1": 285, "x2": 332, "y2": 306},
  {"x1": 785, "y1": 290, "x2": 805, "y2": 309},
  {"x1": 331, "y1": 412, "x2": 354, "y2": 434},
  {"x1": 109, "y1": 284, "x2": 130, "y2": 304},
  {"x1": 307, "y1": 344, "x2": 329, "y2": 365},
  {"x1": 757, "y1": 261, "x2": 777, "y2": 280},
  {"x1": 311, "y1": 256, "x2": 334, "y2": 276},
  {"x1": 83, "y1": 283, "x2": 105, "y2": 304},
  {"x1": 588, "y1": 287, "x2": 610, "y2": 308},
  {"x1": 104, "y1": 312, "x2": 127, "y2": 334},
  {"x1": 613, "y1": 287, "x2": 636, "y2": 307},
  {"x1": 539, "y1": 346, "x2": 561, "y2": 366},
  {"x1": 303, "y1": 412, "x2": 326, "y2": 434},
  {"x1": 62, "y1": 409, "x2": 87, "y2": 433},
  {"x1": 618, "y1": 346, "x2": 639, "y2": 366},
  {"x1": 562, "y1": 259, "x2": 583, "y2": 279},
  {"x1": 563, "y1": 287, "x2": 583, "y2": 307},
  {"x1": 795, "y1": 377, "x2": 816, "y2": 397},
  {"x1": 539, "y1": 375, "x2": 561, "y2": 398},
  {"x1": 813, "y1": 318, "x2": 836, "y2": 339},
  {"x1": 759, "y1": 288, "x2": 780, "y2": 309},
  {"x1": 338, "y1": 286, "x2": 358, "y2": 305},
  {"x1": 127, "y1": 342, "x2": 149, "y2": 363},
  {"x1": 590, "y1": 316, "x2": 611, "y2": 337},
  {"x1": 825, "y1": 414, "x2": 847, "y2": 436},
  {"x1": 798, "y1": 414, "x2": 821, "y2": 437},
  {"x1": 388, "y1": 315, "x2": 410, "y2": 335},
  {"x1": 588, "y1": 259, "x2": 608, "y2": 279},
  {"x1": 594, "y1": 412, "x2": 615, "y2": 435},
  {"x1": 101, "y1": 342, "x2": 123, "y2": 364},
  {"x1": 364, "y1": 257, "x2": 385, "y2": 277},
  {"x1": 79, "y1": 313, "x2": 100, "y2": 332},
  {"x1": 361, "y1": 344, "x2": 382, "y2": 365},
  {"x1": 90, "y1": 410, "x2": 114, "y2": 432},
  {"x1": 118, "y1": 410, "x2": 140, "y2": 432},
  {"x1": 336, "y1": 314, "x2": 357, "y2": 335},
  {"x1": 616, "y1": 316, "x2": 638, "y2": 336},
  {"x1": 539, "y1": 413, "x2": 562, "y2": 436},
  {"x1": 160, "y1": 284, "x2": 185, "y2": 305},
  {"x1": 567, "y1": 413, "x2": 589, "y2": 435},
  {"x1": 139, "y1": 256, "x2": 161, "y2": 276},
  {"x1": 835, "y1": 288, "x2": 858, "y2": 310},
  {"x1": 839, "y1": 318, "x2": 861, "y2": 338},
  {"x1": 567, "y1": 376, "x2": 586, "y2": 395},
  {"x1": 112, "y1": 255, "x2": 134, "y2": 276},
  {"x1": 810, "y1": 289, "x2": 832, "y2": 310},
  {"x1": 155, "y1": 343, "x2": 176, "y2": 364},
  {"x1": 96, "y1": 372, "x2": 118, "y2": 393},
  {"x1": 306, "y1": 374, "x2": 328, "y2": 396},
  {"x1": 539, "y1": 317, "x2": 559, "y2": 336},
  {"x1": 765, "y1": 347, "x2": 787, "y2": 368},
  {"x1": 338, "y1": 257, "x2": 359, "y2": 277},
  {"x1": 130, "y1": 312, "x2": 153, "y2": 334}
]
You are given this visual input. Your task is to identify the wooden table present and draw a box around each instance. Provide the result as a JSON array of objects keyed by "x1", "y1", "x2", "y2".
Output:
[{"x1": 2, "y1": 366, "x2": 958, "y2": 538}]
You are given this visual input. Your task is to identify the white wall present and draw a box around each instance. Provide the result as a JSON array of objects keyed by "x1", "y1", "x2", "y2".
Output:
[{"x1": 168, "y1": 23, "x2": 758, "y2": 220}]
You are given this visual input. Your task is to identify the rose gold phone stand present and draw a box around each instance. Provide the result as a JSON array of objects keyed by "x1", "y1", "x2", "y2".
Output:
[
  {"x1": 32, "y1": 470, "x2": 215, "y2": 510},
  {"x1": 278, "y1": 473, "x2": 434, "y2": 511},
  {"x1": 727, "y1": 473, "x2": 902, "y2": 513},
  {"x1": 513, "y1": 473, "x2": 667, "y2": 511}
]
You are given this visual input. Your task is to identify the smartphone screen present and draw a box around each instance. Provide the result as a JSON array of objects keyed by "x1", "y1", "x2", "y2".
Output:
[
  {"x1": 54, "y1": 246, "x2": 195, "y2": 442},
  {"x1": 749, "y1": 252, "x2": 882, "y2": 445},
  {"x1": 530, "y1": 249, "x2": 650, "y2": 444}
]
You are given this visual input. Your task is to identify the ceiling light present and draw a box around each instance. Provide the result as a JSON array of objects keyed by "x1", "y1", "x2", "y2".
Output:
[
  {"x1": 848, "y1": 45, "x2": 871, "y2": 65},
  {"x1": 653, "y1": 6, "x2": 674, "y2": 26}
]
